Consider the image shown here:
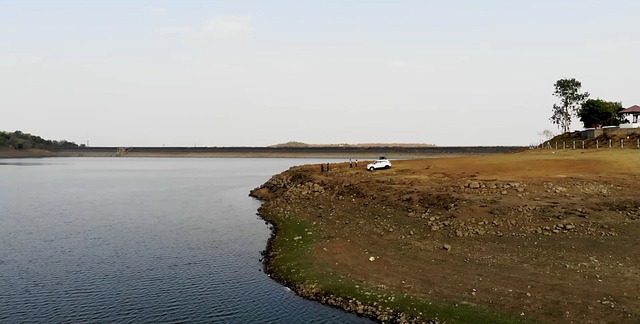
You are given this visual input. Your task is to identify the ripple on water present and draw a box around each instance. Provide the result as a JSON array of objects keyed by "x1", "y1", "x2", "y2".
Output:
[{"x1": 0, "y1": 158, "x2": 372, "y2": 323}]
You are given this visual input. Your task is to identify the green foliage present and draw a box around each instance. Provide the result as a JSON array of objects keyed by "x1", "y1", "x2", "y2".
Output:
[
  {"x1": 0, "y1": 130, "x2": 79, "y2": 150},
  {"x1": 272, "y1": 141, "x2": 309, "y2": 148},
  {"x1": 577, "y1": 99, "x2": 626, "y2": 128},
  {"x1": 0, "y1": 133, "x2": 8, "y2": 146},
  {"x1": 550, "y1": 78, "x2": 590, "y2": 134}
]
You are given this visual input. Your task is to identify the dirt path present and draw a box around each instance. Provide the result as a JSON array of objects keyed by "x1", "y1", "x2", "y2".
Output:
[{"x1": 253, "y1": 150, "x2": 640, "y2": 323}]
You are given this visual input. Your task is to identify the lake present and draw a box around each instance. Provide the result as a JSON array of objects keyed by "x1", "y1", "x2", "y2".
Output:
[{"x1": 0, "y1": 158, "x2": 371, "y2": 323}]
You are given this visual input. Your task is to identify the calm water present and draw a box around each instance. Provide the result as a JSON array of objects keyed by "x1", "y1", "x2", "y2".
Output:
[{"x1": 0, "y1": 158, "x2": 371, "y2": 323}]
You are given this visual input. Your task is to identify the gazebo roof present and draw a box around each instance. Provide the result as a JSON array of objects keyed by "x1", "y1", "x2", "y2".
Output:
[{"x1": 620, "y1": 105, "x2": 640, "y2": 114}]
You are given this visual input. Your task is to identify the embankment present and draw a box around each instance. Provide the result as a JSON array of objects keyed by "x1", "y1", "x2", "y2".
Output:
[
  {"x1": 0, "y1": 148, "x2": 56, "y2": 158},
  {"x1": 52, "y1": 146, "x2": 523, "y2": 158}
]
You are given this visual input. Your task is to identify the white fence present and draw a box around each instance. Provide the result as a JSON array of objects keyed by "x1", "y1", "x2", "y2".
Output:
[{"x1": 537, "y1": 138, "x2": 640, "y2": 150}]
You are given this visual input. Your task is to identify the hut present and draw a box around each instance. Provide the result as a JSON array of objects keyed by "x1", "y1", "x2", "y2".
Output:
[{"x1": 619, "y1": 105, "x2": 640, "y2": 128}]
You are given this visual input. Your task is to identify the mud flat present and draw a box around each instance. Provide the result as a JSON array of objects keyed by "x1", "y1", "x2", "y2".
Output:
[{"x1": 251, "y1": 150, "x2": 640, "y2": 323}]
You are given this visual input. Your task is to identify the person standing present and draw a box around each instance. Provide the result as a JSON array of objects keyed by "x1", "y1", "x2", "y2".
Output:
[
  {"x1": 326, "y1": 163, "x2": 330, "y2": 172},
  {"x1": 349, "y1": 159, "x2": 353, "y2": 168},
  {"x1": 321, "y1": 164, "x2": 324, "y2": 173},
  {"x1": 355, "y1": 159, "x2": 358, "y2": 167}
]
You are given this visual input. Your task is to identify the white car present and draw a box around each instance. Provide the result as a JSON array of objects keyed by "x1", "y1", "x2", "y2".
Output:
[{"x1": 367, "y1": 159, "x2": 391, "y2": 171}]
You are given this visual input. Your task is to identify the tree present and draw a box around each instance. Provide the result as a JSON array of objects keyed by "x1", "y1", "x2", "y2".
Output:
[
  {"x1": 550, "y1": 78, "x2": 590, "y2": 133},
  {"x1": 0, "y1": 130, "x2": 79, "y2": 149},
  {"x1": 577, "y1": 99, "x2": 626, "y2": 128},
  {"x1": 537, "y1": 129, "x2": 555, "y2": 143}
]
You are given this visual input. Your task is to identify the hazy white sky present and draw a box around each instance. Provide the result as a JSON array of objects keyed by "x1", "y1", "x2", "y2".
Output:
[{"x1": 1, "y1": 1, "x2": 639, "y2": 147}]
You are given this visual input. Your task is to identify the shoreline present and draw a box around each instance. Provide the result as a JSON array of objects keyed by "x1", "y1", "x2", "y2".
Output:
[
  {"x1": 249, "y1": 166, "x2": 524, "y2": 324},
  {"x1": 249, "y1": 150, "x2": 640, "y2": 323},
  {"x1": 255, "y1": 201, "x2": 413, "y2": 323},
  {"x1": 253, "y1": 200, "x2": 444, "y2": 324}
]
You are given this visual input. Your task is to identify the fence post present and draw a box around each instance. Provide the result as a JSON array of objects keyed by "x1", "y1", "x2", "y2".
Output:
[
  {"x1": 582, "y1": 140, "x2": 585, "y2": 149},
  {"x1": 621, "y1": 139, "x2": 624, "y2": 149},
  {"x1": 609, "y1": 139, "x2": 612, "y2": 148},
  {"x1": 555, "y1": 142, "x2": 558, "y2": 150},
  {"x1": 573, "y1": 140, "x2": 575, "y2": 149}
]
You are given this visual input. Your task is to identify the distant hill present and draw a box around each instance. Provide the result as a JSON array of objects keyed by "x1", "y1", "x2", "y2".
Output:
[
  {"x1": 0, "y1": 130, "x2": 79, "y2": 150},
  {"x1": 269, "y1": 142, "x2": 437, "y2": 148},
  {"x1": 270, "y1": 141, "x2": 310, "y2": 148}
]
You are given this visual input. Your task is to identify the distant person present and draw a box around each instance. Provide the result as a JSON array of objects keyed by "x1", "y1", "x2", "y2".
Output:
[
  {"x1": 326, "y1": 163, "x2": 330, "y2": 172},
  {"x1": 321, "y1": 164, "x2": 324, "y2": 173},
  {"x1": 349, "y1": 159, "x2": 353, "y2": 168},
  {"x1": 355, "y1": 159, "x2": 358, "y2": 167}
]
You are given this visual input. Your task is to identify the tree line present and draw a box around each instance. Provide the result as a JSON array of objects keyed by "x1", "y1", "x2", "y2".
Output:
[
  {"x1": 550, "y1": 78, "x2": 627, "y2": 133},
  {"x1": 0, "y1": 130, "x2": 79, "y2": 150}
]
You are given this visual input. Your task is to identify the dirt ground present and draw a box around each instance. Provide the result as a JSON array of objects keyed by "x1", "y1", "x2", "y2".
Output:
[
  {"x1": 0, "y1": 147, "x2": 55, "y2": 158},
  {"x1": 254, "y1": 149, "x2": 640, "y2": 323}
]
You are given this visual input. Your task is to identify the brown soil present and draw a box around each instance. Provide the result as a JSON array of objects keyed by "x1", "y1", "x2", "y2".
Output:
[
  {"x1": 0, "y1": 147, "x2": 55, "y2": 158},
  {"x1": 252, "y1": 149, "x2": 640, "y2": 323}
]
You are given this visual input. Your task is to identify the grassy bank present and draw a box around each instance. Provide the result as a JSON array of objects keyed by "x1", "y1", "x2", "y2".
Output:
[{"x1": 253, "y1": 177, "x2": 538, "y2": 323}]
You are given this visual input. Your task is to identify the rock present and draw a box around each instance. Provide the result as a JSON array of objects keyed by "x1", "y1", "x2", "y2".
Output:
[
  {"x1": 369, "y1": 256, "x2": 376, "y2": 261},
  {"x1": 443, "y1": 244, "x2": 451, "y2": 251},
  {"x1": 469, "y1": 181, "x2": 481, "y2": 189},
  {"x1": 431, "y1": 225, "x2": 440, "y2": 231},
  {"x1": 501, "y1": 190, "x2": 508, "y2": 195}
]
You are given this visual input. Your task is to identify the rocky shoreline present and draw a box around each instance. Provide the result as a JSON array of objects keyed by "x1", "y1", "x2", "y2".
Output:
[
  {"x1": 254, "y1": 200, "x2": 438, "y2": 324},
  {"x1": 250, "y1": 151, "x2": 640, "y2": 324}
]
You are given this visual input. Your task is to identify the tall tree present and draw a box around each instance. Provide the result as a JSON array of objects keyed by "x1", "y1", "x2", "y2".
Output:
[
  {"x1": 550, "y1": 78, "x2": 590, "y2": 133},
  {"x1": 537, "y1": 129, "x2": 555, "y2": 142},
  {"x1": 577, "y1": 99, "x2": 625, "y2": 128}
]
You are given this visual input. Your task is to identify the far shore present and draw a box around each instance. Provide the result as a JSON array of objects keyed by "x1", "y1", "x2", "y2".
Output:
[{"x1": 1, "y1": 146, "x2": 524, "y2": 159}]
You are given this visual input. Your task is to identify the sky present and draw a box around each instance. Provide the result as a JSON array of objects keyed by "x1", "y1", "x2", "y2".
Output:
[{"x1": 1, "y1": 0, "x2": 639, "y2": 147}]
